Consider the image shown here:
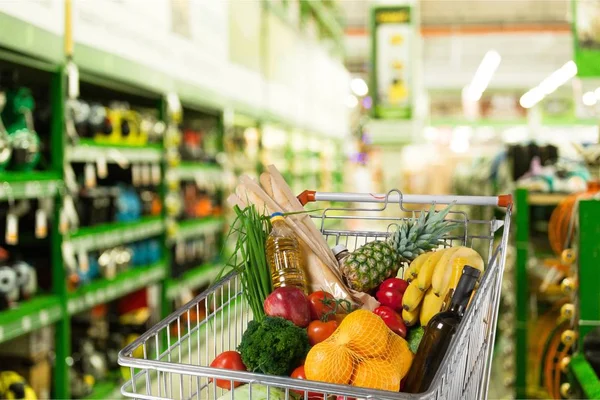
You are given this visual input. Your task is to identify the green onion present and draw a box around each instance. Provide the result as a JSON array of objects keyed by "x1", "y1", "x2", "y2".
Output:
[{"x1": 219, "y1": 204, "x2": 272, "y2": 322}]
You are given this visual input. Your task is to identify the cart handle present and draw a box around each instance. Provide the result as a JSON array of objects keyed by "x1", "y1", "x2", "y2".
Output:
[{"x1": 297, "y1": 190, "x2": 513, "y2": 208}]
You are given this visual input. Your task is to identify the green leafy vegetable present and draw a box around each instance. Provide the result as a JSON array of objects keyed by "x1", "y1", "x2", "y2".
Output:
[
  {"x1": 407, "y1": 325, "x2": 425, "y2": 353},
  {"x1": 221, "y1": 204, "x2": 272, "y2": 322},
  {"x1": 237, "y1": 317, "x2": 310, "y2": 376}
]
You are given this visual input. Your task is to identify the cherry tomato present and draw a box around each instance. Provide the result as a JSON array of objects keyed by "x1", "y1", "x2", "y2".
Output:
[
  {"x1": 209, "y1": 351, "x2": 246, "y2": 389},
  {"x1": 307, "y1": 291, "x2": 337, "y2": 321},
  {"x1": 307, "y1": 320, "x2": 338, "y2": 346},
  {"x1": 291, "y1": 366, "x2": 325, "y2": 399}
]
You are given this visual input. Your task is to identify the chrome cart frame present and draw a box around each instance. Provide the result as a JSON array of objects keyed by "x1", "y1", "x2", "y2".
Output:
[{"x1": 119, "y1": 190, "x2": 512, "y2": 400}]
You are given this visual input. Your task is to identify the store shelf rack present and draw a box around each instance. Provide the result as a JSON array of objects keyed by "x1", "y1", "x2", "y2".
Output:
[
  {"x1": 165, "y1": 262, "x2": 223, "y2": 300},
  {"x1": 67, "y1": 260, "x2": 166, "y2": 315},
  {"x1": 65, "y1": 216, "x2": 165, "y2": 252},
  {"x1": 0, "y1": 295, "x2": 62, "y2": 344},
  {"x1": 169, "y1": 217, "x2": 224, "y2": 243},
  {"x1": 66, "y1": 140, "x2": 164, "y2": 164},
  {"x1": 0, "y1": 171, "x2": 63, "y2": 200},
  {"x1": 0, "y1": 2, "x2": 347, "y2": 395}
]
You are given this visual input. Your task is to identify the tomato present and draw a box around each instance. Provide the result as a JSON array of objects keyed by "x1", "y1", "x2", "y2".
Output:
[
  {"x1": 376, "y1": 278, "x2": 408, "y2": 312},
  {"x1": 291, "y1": 366, "x2": 325, "y2": 400},
  {"x1": 307, "y1": 291, "x2": 336, "y2": 321},
  {"x1": 307, "y1": 320, "x2": 338, "y2": 346},
  {"x1": 209, "y1": 351, "x2": 246, "y2": 389}
]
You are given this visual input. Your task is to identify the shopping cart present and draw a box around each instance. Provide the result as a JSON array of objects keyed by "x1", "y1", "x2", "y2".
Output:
[{"x1": 118, "y1": 190, "x2": 513, "y2": 400}]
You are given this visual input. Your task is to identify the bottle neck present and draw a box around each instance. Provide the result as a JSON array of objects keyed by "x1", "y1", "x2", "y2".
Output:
[
  {"x1": 447, "y1": 265, "x2": 480, "y2": 318},
  {"x1": 448, "y1": 302, "x2": 467, "y2": 317}
]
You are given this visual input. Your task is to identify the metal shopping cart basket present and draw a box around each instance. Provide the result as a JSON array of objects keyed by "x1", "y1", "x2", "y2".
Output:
[{"x1": 119, "y1": 190, "x2": 513, "y2": 400}]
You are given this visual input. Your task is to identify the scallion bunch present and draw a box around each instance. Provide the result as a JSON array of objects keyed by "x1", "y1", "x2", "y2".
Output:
[{"x1": 223, "y1": 204, "x2": 272, "y2": 322}]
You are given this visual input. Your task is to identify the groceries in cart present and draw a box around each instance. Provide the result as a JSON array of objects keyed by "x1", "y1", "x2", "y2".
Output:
[{"x1": 212, "y1": 166, "x2": 488, "y2": 395}]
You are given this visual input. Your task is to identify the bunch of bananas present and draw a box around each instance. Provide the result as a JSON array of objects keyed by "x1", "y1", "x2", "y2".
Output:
[{"x1": 401, "y1": 246, "x2": 484, "y2": 327}]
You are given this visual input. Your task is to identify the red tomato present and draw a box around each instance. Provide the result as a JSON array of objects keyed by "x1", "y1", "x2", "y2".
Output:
[
  {"x1": 307, "y1": 320, "x2": 338, "y2": 346},
  {"x1": 291, "y1": 366, "x2": 326, "y2": 399},
  {"x1": 307, "y1": 291, "x2": 336, "y2": 321},
  {"x1": 209, "y1": 351, "x2": 246, "y2": 389}
]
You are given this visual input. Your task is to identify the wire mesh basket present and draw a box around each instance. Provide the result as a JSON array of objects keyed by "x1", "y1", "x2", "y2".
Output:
[{"x1": 119, "y1": 190, "x2": 512, "y2": 400}]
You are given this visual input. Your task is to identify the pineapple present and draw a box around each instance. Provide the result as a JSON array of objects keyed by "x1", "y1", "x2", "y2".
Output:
[{"x1": 340, "y1": 203, "x2": 455, "y2": 292}]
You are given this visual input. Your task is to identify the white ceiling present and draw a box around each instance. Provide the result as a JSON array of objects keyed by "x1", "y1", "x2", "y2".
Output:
[
  {"x1": 341, "y1": 0, "x2": 575, "y2": 90},
  {"x1": 341, "y1": 0, "x2": 570, "y2": 27}
]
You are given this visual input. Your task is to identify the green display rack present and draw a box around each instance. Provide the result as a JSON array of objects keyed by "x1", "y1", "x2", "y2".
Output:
[
  {"x1": 514, "y1": 189, "x2": 571, "y2": 398},
  {"x1": 0, "y1": 2, "x2": 345, "y2": 396},
  {"x1": 569, "y1": 199, "x2": 600, "y2": 398},
  {"x1": 516, "y1": 191, "x2": 600, "y2": 398}
]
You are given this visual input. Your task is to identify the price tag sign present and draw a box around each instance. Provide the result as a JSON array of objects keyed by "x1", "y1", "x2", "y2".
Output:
[
  {"x1": 85, "y1": 163, "x2": 97, "y2": 188},
  {"x1": 97, "y1": 156, "x2": 108, "y2": 179},
  {"x1": 132, "y1": 164, "x2": 141, "y2": 187},
  {"x1": 151, "y1": 164, "x2": 161, "y2": 185},
  {"x1": 141, "y1": 164, "x2": 151, "y2": 186},
  {"x1": 35, "y1": 207, "x2": 48, "y2": 239},
  {"x1": 5, "y1": 213, "x2": 18, "y2": 245}
]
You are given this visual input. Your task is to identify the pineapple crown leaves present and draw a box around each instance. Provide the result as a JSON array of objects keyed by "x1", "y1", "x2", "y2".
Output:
[{"x1": 389, "y1": 202, "x2": 458, "y2": 261}]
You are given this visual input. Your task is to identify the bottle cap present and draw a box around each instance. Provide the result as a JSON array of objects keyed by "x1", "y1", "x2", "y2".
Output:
[
  {"x1": 331, "y1": 244, "x2": 348, "y2": 257},
  {"x1": 270, "y1": 212, "x2": 285, "y2": 222}
]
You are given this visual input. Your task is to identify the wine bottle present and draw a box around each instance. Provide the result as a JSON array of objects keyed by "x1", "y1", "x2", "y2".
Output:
[{"x1": 403, "y1": 265, "x2": 481, "y2": 393}]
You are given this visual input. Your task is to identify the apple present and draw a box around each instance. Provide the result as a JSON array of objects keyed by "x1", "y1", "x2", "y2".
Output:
[{"x1": 264, "y1": 287, "x2": 311, "y2": 327}]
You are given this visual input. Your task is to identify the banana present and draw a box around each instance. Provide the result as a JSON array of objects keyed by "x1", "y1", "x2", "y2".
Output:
[
  {"x1": 403, "y1": 304, "x2": 421, "y2": 327},
  {"x1": 431, "y1": 247, "x2": 461, "y2": 296},
  {"x1": 407, "y1": 252, "x2": 431, "y2": 278},
  {"x1": 420, "y1": 287, "x2": 445, "y2": 326},
  {"x1": 433, "y1": 246, "x2": 484, "y2": 297},
  {"x1": 402, "y1": 280, "x2": 425, "y2": 312},
  {"x1": 417, "y1": 248, "x2": 447, "y2": 292}
]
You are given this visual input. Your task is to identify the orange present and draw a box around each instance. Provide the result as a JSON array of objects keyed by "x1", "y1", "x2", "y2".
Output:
[
  {"x1": 352, "y1": 359, "x2": 401, "y2": 391},
  {"x1": 304, "y1": 341, "x2": 353, "y2": 385},
  {"x1": 336, "y1": 310, "x2": 389, "y2": 357},
  {"x1": 387, "y1": 333, "x2": 414, "y2": 378}
]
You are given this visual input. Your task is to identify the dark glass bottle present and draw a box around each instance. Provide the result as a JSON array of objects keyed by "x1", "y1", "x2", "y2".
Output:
[{"x1": 403, "y1": 265, "x2": 481, "y2": 393}]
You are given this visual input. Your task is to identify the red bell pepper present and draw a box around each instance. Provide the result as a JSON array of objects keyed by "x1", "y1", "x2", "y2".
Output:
[
  {"x1": 374, "y1": 305, "x2": 407, "y2": 338},
  {"x1": 376, "y1": 278, "x2": 408, "y2": 312}
]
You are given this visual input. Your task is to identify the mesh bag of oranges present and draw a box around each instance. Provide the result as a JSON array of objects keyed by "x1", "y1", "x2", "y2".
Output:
[{"x1": 304, "y1": 309, "x2": 413, "y2": 392}]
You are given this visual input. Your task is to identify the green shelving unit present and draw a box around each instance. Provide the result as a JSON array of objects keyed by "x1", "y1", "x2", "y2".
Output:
[
  {"x1": 568, "y1": 199, "x2": 600, "y2": 398},
  {"x1": 66, "y1": 260, "x2": 167, "y2": 315},
  {"x1": 0, "y1": 1, "x2": 343, "y2": 396},
  {"x1": 165, "y1": 262, "x2": 224, "y2": 300},
  {"x1": 0, "y1": 295, "x2": 62, "y2": 343}
]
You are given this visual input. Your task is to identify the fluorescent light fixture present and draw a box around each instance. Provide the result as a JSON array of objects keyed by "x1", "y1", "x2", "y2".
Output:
[
  {"x1": 519, "y1": 61, "x2": 577, "y2": 109},
  {"x1": 583, "y1": 91, "x2": 597, "y2": 106},
  {"x1": 463, "y1": 50, "x2": 502, "y2": 102},
  {"x1": 351, "y1": 78, "x2": 369, "y2": 97},
  {"x1": 346, "y1": 94, "x2": 359, "y2": 108}
]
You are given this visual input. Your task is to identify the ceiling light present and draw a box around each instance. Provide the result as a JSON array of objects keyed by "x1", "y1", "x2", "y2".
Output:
[
  {"x1": 346, "y1": 94, "x2": 359, "y2": 108},
  {"x1": 351, "y1": 78, "x2": 369, "y2": 97},
  {"x1": 464, "y1": 50, "x2": 502, "y2": 102},
  {"x1": 519, "y1": 87, "x2": 545, "y2": 109},
  {"x1": 583, "y1": 91, "x2": 597, "y2": 106},
  {"x1": 519, "y1": 61, "x2": 577, "y2": 109},
  {"x1": 537, "y1": 61, "x2": 577, "y2": 95}
]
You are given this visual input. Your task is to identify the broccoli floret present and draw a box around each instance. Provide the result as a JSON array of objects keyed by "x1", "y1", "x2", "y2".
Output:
[{"x1": 237, "y1": 316, "x2": 310, "y2": 376}]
